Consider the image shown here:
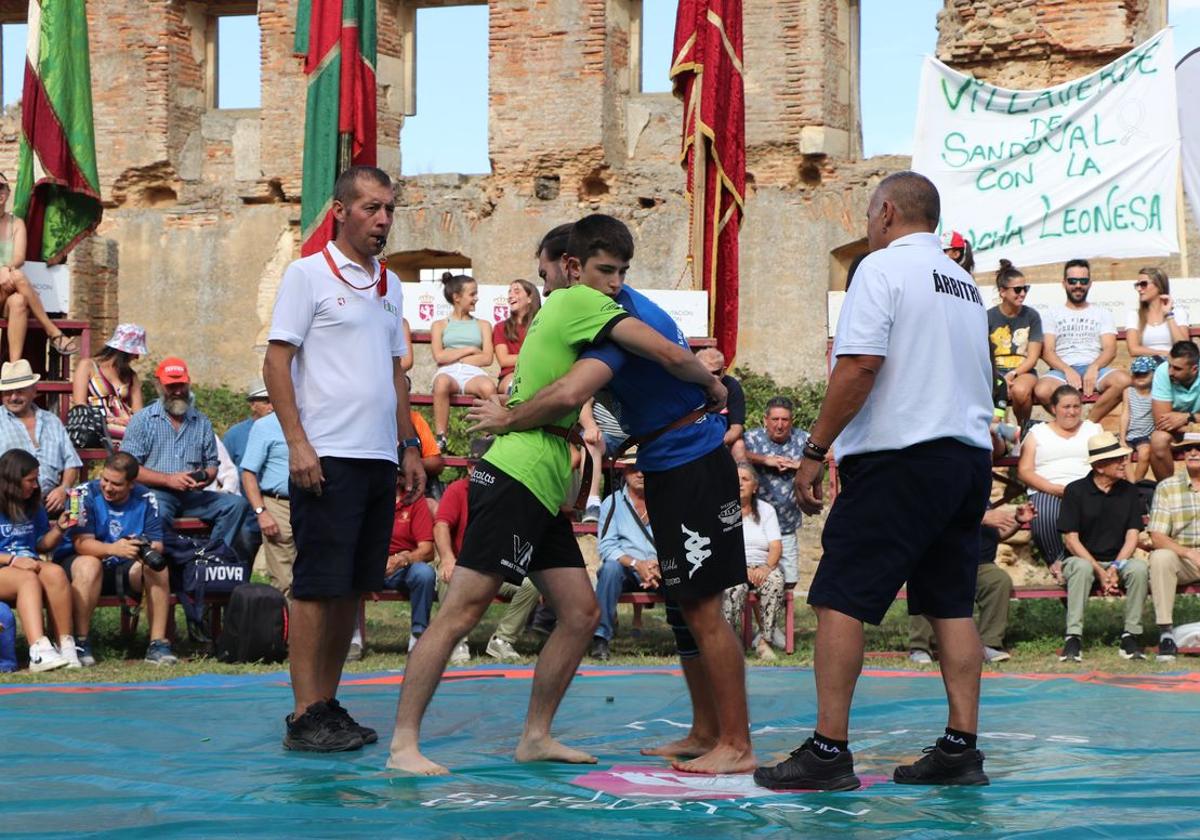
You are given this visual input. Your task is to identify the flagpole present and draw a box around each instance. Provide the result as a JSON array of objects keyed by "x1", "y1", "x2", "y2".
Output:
[{"x1": 1179, "y1": 159, "x2": 1191, "y2": 277}]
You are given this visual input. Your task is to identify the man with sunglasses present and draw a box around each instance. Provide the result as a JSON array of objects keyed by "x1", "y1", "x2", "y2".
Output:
[{"x1": 1034, "y1": 258, "x2": 1130, "y2": 422}]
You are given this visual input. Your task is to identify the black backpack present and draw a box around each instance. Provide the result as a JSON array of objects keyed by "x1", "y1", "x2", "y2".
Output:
[{"x1": 216, "y1": 583, "x2": 289, "y2": 663}]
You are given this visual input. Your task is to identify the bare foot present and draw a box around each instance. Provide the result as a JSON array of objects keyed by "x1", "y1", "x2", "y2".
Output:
[
  {"x1": 639, "y1": 734, "x2": 716, "y2": 758},
  {"x1": 386, "y1": 747, "x2": 450, "y2": 776},
  {"x1": 671, "y1": 744, "x2": 757, "y2": 775},
  {"x1": 515, "y1": 735, "x2": 598, "y2": 765}
]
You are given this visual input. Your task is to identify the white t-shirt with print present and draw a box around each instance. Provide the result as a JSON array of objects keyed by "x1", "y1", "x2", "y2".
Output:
[
  {"x1": 268, "y1": 243, "x2": 407, "y2": 463},
  {"x1": 1124, "y1": 307, "x2": 1190, "y2": 354},
  {"x1": 832, "y1": 232, "x2": 992, "y2": 460},
  {"x1": 1044, "y1": 305, "x2": 1116, "y2": 367},
  {"x1": 743, "y1": 501, "x2": 782, "y2": 567}
]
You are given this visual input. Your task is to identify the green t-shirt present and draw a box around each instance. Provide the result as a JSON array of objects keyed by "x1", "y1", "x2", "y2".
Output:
[{"x1": 485, "y1": 284, "x2": 628, "y2": 513}]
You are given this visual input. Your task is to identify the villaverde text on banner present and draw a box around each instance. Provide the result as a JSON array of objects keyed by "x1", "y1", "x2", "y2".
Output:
[{"x1": 912, "y1": 29, "x2": 1179, "y2": 272}]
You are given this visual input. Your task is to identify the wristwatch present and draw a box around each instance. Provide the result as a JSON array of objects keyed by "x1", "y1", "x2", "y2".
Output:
[
  {"x1": 253, "y1": 505, "x2": 265, "y2": 515},
  {"x1": 400, "y1": 437, "x2": 422, "y2": 450}
]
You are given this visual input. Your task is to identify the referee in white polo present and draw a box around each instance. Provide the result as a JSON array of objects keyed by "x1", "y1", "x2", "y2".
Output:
[{"x1": 754, "y1": 172, "x2": 994, "y2": 791}]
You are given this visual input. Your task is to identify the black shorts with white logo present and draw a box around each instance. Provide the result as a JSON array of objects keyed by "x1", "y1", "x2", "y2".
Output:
[
  {"x1": 289, "y1": 457, "x2": 398, "y2": 599},
  {"x1": 456, "y1": 460, "x2": 585, "y2": 585},
  {"x1": 643, "y1": 444, "x2": 747, "y2": 601},
  {"x1": 808, "y1": 437, "x2": 992, "y2": 625}
]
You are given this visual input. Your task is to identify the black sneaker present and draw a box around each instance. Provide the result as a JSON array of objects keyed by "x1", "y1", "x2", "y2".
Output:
[
  {"x1": 1119, "y1": 633, "x2": 1145, "y2": 661},
  {"x1": 894, "y1": 745, "x2": 989, "y2": 786},
  {"x1": 752, "y1": 739, "x2": 861, "y2": 791},
  {"x1": 327, "y1": 698, "x2": 378, "y2": 744},
  {"x1": 1059, "y1": 635, "x2": 1082, "y2": 662},
  {"x1": 590, "y1": 636, "x2": 610, "y2": 661},
  {"x1": 1158, "y1": 636, "x2": 1178, "y2": 661},
  {"x1": 283, "y1": 701, "x2": 364, "y2": 752}
]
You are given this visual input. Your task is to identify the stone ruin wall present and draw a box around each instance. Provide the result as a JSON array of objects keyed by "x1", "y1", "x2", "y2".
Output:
[{"x1": 0, "y1": 0, "x2": 1188, "y2": 393}]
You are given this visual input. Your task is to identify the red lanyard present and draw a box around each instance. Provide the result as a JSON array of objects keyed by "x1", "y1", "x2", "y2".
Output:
[{"x1": 321, "y1": 246, "x2": 388, "y2": 297}]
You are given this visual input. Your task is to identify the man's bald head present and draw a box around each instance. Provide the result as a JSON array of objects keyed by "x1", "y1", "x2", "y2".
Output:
[
  {"x1": 866, "y1": 171, "x2": 941, "y2": 251},
  {"x1": 696, "y1": 348, "x2": 726, "y2": 374}
]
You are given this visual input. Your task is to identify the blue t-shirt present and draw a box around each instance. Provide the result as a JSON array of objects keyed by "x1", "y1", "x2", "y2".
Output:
[
  {"x1": 56, "y1": 480, "x2": 163, "y2": 563},
  {"x1": 0, "y1": 507, "x2": 49, "y2": 558},
  {"x1": 580, "y1": 285, "x2": 726, "y2": 472}
]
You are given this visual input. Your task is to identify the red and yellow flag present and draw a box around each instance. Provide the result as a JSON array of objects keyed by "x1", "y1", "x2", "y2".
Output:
[
  {"x1": 671, "y1": 0, "x2": 745, "y2": 361},
  {"x1": 294, "y1": 0, "x2": 377, "y2": 256}
]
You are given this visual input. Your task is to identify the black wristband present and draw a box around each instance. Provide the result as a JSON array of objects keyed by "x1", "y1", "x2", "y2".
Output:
[
  {"x1": 801, "y1": 448, "x2": 825, "y2": 463},
  {"x1": 803, "y1": 438, "x2": 829, "y2": 458}
]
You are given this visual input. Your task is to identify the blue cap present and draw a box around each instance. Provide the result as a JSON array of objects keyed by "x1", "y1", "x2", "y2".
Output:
[{"x1": 1131, "y1": 356, "x2": 1158, "y2": 375}]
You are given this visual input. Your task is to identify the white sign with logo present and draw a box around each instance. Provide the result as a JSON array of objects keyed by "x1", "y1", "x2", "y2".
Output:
[
  {"x1": 827, "y1": 277, "x2": 1200, "y2": 339},
  {"x1": 911, "y1": 29, "x2": 1180, "y2": 272},
  {"x1": 401, "y1": 282, "x2": 710, "y2": 338},
  {"x1": 23, "y1": 261, "x2": 70, "y2": 314}
]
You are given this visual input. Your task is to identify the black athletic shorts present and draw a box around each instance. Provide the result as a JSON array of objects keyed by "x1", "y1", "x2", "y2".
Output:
[
  {"x1": 59, "y1": 555, "x2": 138, "y2": 599},
  {"x1": 643, "y1": 444, "x2": 747, "y2": 601},
  {"x1": 289, "y1": 457, "x2": 398, "y2": 599},
  {"x1": 808, "y1": 437, "x2": 992, "y2": 625},
  {"x1": 456, "y1": 460, "x2": 585, "y2": 585}
]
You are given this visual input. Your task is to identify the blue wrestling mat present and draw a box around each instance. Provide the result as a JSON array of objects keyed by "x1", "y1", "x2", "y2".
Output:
[{"x1": 3, "y1": 666, "x2": 1199, "y2": 837}]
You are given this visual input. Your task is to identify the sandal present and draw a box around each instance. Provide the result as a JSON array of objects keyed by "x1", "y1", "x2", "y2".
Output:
[{"x1": 49, "y1": 334, "x2": 80, "y2": 356}]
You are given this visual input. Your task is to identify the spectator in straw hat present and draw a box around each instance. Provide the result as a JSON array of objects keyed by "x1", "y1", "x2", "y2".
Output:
[
  {"x1": 0, "y1": 359, "x2": 81, "y2": 515},
  {"x1": 70, "y1": 323, "x2": 147, "y2": 443},
  {"x1": 1057, "y1": 431, "x2": 1149, "y2": 663},
  {"x1": 592, "y1": 446, "x2": 660, "y2": 661},
  {"x1": 1145, "y1": 431, "x2": 1200, "y2": 661}
]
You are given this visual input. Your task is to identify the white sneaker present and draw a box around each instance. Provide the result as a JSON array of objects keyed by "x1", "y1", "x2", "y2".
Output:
[
  {"x1": 28, "y1": 637, "x2": 69, "y2": 673},
  {"x1": 909, "y1": 649, "x2": 934, "y2": 665},
  {"x1": 449, "y1": 639, "x2": 470, "y2": 665},
  {"x1": 407, "y1": 634, "x2": 420, "y2": 654},
  {"x1": 770, "y1": 627, "x2": 788, "y2": 650},
  {"x1": 486, "y1": 635, "x2": 520, "y2": 661},
  {"x1": 983, "y1": 646, "x2": 1011, "y2": 663},
  {"x1": 59, "y1": 636, "x2": 82, "y2": 669}
]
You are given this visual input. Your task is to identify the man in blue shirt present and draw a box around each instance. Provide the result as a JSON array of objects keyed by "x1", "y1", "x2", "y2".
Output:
[
  {"x1": 223, "y1": 382, "x2": 273, "y2": 491},
  {"x1": 592, "y1": 450, "x2": 660, "y2": 660},
  {"x1": 56, "y1": 451, "x2": 174, "y2": 666},
  {"x1": 122, "y1": 356, "x2": 254, "y2": 561},
  {"x1": 469, "y1": 218, "x2": 750, "y2": 776},
  {"x1": 240, "y1": 405, "x2": 294, "y2": 596}
]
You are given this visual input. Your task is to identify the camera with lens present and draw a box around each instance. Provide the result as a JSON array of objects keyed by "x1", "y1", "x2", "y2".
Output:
[{"x1": 131, "y1": 536, "x2": 167, "y2": 571}]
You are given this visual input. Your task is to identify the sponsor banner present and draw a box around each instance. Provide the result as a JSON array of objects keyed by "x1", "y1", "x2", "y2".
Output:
[
  {"x1": 401, "y1": 282, "x2": 710, "y2": 338},
  {"x1": 912, "y1": 29, "x2": 1179, "y2": 272},
  {"x1": 828, "y1": 278, "x2": 1200, "y2": 339},
  {"x1": 23, "y1": 261, "x2": 70, "y2": 314}
]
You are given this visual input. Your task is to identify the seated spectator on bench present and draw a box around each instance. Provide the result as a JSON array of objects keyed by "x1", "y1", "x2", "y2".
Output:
[
  {"x1": 222, "y1": 381, "x2": 273, "y2": 488},
  {"x1": 434, "y1": 436, "x2": 539, "y2": 663},
  {"x1": 240, "y1": 400, "x2": 294, "y2": 597},
  {"x1": 494, "y1": 279, "x2": 540, "y2": 394},
  {"x1": 121, "y1": 356, "x2": 255, "y2": 561},
  {"x1": 0, "y1": 172, "x2": 80, "y2": 361},
  {"x1": 399, "y1": 317, "x2": 414, "y2": 373},
  {"x1": 55, "y1": 451, "x2": 174, "y2": 666},
  {"x1": 1017, "y1": 384, "x2": 1101, "y2": 576},
  {"x1": 430, "y1": 273, "x2": 495, "y2": 453},
  {"x1": 383, "y1": 488, "x2": 436, "y2": 653},
  {"x1": 697, "y1": 348, "x2": 747, "y2": 461},
  {"x1": 1146, "y1": 432, "x2": 1200, "y2": 661},
  {"x1": 70, "y1": 323, "x2": 147, "y2": 442},
  {"x1": 0, "y1": 359, "x2": 81, "y2": 516},
  {"x1": 745, "y1": 396, "x2": 808, "y2": 592},
  {"x1": 910, "y1": 502, "x2": 1032, "y2": 665},
  {"x1": 593, "y1": 448, "x2": 659, "y2": 662},
  {"x1": 1057, "y1": 432, "x2": 1149, "y2": 663},
  {"x1": 987, "y1": 260, "x2": 1041, "y2": 430},
  {"x1": 0, "y1": 449, "x2": 79, "y2": 671},
  {"x1": 1149, "y1": 340, "x2": 1200, "y2": 481},
  {"x1": 407, "y1": 397, "x2": 444, "y2": 494},
  {"x1": 722, "y1": 463, "x2": 784, "y2": 661},
  {"x1": 1126, "y1": 267, "x2": 1188, "y2": 359}
]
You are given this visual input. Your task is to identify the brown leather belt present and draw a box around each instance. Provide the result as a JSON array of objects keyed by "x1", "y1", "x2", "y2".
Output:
[{"x1": 540, "y1": 423, "x2": 591, "y2": 511}]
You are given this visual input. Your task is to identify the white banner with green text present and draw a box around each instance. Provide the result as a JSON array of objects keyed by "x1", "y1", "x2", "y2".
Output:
[{"x1": 912, "y1": 29, "x2": 1179, "y2": 272}]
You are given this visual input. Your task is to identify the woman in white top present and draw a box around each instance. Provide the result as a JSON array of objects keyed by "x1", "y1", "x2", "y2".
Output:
[
  {"x1": 1017, "y1": 384, "x2": 1102, "y2": 578},
  {"x1": 430, "y1": 273, "x2": 495, "y2": 450},
  {"x1": 1125, "y1": 267, "x2": 1188, "y2": 359},
  {"x1": 722, "y1": 463, "x2": 785, "y2": 660}
]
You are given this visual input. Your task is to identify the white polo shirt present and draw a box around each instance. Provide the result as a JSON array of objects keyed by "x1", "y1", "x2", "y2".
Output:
[
  {"x1": 832, "y1": 231, "x2": 992, "y2": 460},
  {"x1": 268, "y1": 242, "x2": 406, "y2": 463}
]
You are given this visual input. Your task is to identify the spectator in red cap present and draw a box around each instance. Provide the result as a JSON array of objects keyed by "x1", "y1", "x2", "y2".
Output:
[
  {"x1": 941, "y1": 230, "x2": 975, "y2": 274},
  {"x1": 121, "y1": 356, "x2": 256, "y2": 561}
]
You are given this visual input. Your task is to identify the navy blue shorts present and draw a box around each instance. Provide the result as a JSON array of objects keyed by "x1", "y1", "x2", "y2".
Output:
[
  {"x1": 809, "y1": 438, "x2": 991, "y2": 625},
  {"x1": 289, "y1": 457, "x2": 398, "y2": 599}
]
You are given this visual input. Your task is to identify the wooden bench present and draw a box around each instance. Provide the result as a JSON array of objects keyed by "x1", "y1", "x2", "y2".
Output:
[{"x1": 618, "y1": 588, "x2": 798, "y2": 654}]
